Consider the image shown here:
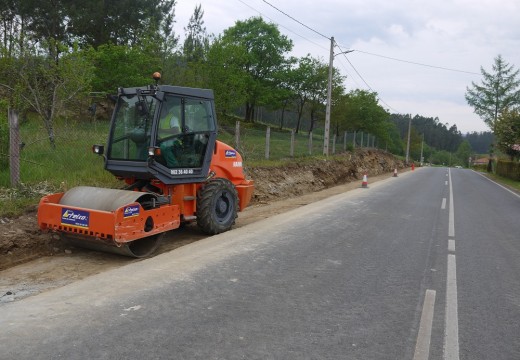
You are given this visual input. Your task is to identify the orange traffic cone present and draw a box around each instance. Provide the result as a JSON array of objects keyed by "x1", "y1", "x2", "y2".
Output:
[
  {"x1": 393, "y1": 168, "x2": 398, "y2": 177},
  {"x1": 361, "y1": 173, "x2": 368, "y2": 188}
]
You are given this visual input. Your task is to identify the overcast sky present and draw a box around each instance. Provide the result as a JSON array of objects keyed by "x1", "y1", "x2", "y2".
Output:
[{"x1": 173, "y1": 0, "x2": 520, "y2": 134}]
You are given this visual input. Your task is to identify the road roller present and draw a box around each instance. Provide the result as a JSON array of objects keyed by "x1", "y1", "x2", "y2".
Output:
[{"x1": 37, "y1": 73, "x2": 254, "y2": 257}]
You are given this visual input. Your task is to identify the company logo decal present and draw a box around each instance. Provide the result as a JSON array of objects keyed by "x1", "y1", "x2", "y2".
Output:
[
  {"x1": 123, "y1": 205, "x2": 140, "y2": 218},
  {"x1": 61, "y1": 208, "x2": 90, "y2": 228},
  {"x1": 225, "y1": 150, "x2": 237, "y2": 158}
]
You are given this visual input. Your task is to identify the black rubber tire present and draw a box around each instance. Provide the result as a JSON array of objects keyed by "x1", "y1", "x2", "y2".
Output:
[{"x1": 196, "y1": 178, "x2": 238, "y2": 235}]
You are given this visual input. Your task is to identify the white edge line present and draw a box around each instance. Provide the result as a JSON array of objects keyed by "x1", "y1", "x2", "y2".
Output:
[
  {"x1": 473, "y1": 170, "x2": 520, "y2": 199},
  {"x1": 413, "y1": 289, "x2": 437, "y2": 360}
]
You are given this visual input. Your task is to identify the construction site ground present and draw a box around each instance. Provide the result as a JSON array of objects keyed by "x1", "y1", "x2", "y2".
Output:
[{"x1": 0, "y1": 149, "x2": 406, "y2": 303}]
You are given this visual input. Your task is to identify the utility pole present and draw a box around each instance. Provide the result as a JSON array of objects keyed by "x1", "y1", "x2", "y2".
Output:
[
  {"x1": 405, "y1": 115, "x2": 412, "y2": 165},
  {"x1": 420, "y1": 133, "x2": 424, "y2": 165},
  {"x1": 324, "y1": 38, "x2": 353, "y2": 156},
  {"x1": 323, "y1": 36, "x2": 334, "y2": 156}
]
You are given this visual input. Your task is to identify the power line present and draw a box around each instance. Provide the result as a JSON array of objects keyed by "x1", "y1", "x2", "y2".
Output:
[
  {"x1": 352, "y1": 49, "x2": 480, "y2": 75},
  {"x1": 236, "y1": 0, "x2": 328, "y2": 52},
  {"x1": 335, "y1": 44, "x2": 400, "y2": 113},
  {"x1": 261, "y1": 0, "x2": 331, "y2": 40}
]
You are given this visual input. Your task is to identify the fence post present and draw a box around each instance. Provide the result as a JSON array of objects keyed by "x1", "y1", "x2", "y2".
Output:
[
  {"x1": 290, "y1": 129, "x2": 295, "y2": 157},
  {"x1": 332, "y1": 133, "x2": 336, "y2": 154},
  {"x1": 353, "y1": 131, "x2": 356, "y2": 148},
  {"x1": 343, "y1": 131, "x2": 347, "y2": 152},
  {"x1": 265, "y1": 126, "x2": 270, "y2": 160},
  {"x1": 308, "y1": 131, "x2": 313, "y2": 155},
  {"x1": 360, "y1": 132, "x2": 363, "y2": 148},
  {"x1": 235, "y1": 121, "x2": 240, "y2": 150},
  {"x1": 8, "y1": 108, "x2": 20, "y2": 187}
]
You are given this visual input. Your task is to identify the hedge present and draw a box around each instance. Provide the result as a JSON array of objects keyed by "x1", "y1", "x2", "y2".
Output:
[{"x1": 496, "y1": 160, "x2": 520, "y2": 181}]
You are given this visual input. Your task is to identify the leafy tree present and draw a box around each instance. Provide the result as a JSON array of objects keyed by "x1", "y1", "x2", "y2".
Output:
[
  {"x1": 430, "y1": 150, "x2": 453, "y2": 166},
  {"x1": 495, "y1": 109, "x2": 520, "y2": 160},
  {"x1": 88, "y1": 44, "x2": 160, "y2": 93},
  {"x1": 219, "y1": 17, "x2": 293, "y2": 122},
  {"x1": 465, "y1": 55, "x2": 520, "y2": 132},
  {"x1": 340, "y1": 89, "x2": 388, "y2": 134},
  {"x1": 204, "y1": 38, "x2": 248, "y2": 115},
  {"x1": 455, "y1": 140, "x2": 473, "y2": 167},
  {"x1": 16, "y1": 45, "x2": 94, "y2": 147},
  {"x1": 65, "y1": 0, "x2": 177, "y2": 49}
]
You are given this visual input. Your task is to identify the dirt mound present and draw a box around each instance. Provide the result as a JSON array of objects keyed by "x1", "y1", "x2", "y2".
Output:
[
  {"x1": 249, "y1": 148, "x2": 403, "y2": 203},
  {"x1": 0, "y1": 149, "x2": 403, "y2": 271}
]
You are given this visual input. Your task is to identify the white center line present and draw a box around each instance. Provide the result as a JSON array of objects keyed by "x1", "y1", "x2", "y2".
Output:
[
  {"x1": 448, "y1": 239, "x2": 455, "y2": 253},
  {"x1": 414, "y1": 289, "x2": 437, "y2": 360},
  {"x1": 441, "y1": 198, "x2": 446, "y2": 209},
  {"x1": 448, "y1": 169, "x2": 455, "y2": 238},
  {"x1": 444, "y1": 254, "x2": 460, "y2": 360}
]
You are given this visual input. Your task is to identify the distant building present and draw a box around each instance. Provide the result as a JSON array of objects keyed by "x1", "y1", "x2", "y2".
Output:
[{"x1": 472, "y1": 157, "x2": 489, "y2": 166}]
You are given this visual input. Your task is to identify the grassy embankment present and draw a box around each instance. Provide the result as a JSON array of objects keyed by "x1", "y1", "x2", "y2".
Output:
[{"x1": 0, "y1": 116, "x2": 336, "y2": 217}]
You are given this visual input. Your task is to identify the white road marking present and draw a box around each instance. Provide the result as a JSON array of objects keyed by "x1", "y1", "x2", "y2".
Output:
[
  {"x1": 445, "y1": 181, "x2": 448, "y2": 186},
  {"x1": 413, "y1": 289, "x2": 437, "y2": 360},
  {"x1": 441, "y1": 198, "x2": 446, "y2": 209},
  {"x1": 444, "y1": 254, "x2": 460, "y2": 360},
  {"x1": 448, "y1": 169, "x2": 455, "y2": 238},
  {"x1": 448, "y1": 240, "x2": 455, "y2": 253}
]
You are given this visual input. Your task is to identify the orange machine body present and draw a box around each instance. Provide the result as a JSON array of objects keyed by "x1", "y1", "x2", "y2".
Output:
[{"x1": 37, "y1": 141, "x2": 254, "y2": 246}]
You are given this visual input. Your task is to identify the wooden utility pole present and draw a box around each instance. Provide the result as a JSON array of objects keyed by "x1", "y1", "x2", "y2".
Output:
[{"x1": 8, "y1": 108, "x2": 20, "y2": 187}]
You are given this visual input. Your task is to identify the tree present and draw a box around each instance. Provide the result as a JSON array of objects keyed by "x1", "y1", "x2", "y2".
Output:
[
  {"x1": 495, "y1": 109, "x2": 520, "y2": 160},
  {"x1": 219, "y1": 17, "x2": 293, "y2": 122},
  {"x1": 465, "y1": 131, "x2": 493, "y2": 154},
  {"x1": 183, "y1": 4, "x2": 210, "y2": 63},
  {"x1": 204, "y1": 38, "x2": 248, "y2": 115},
  {"x1": 18, "y1": 45, "x2": 94, "y2": 147},
  {"x1": 455, "y1": 140, "x2": 473, "y2": 167},
  {"x1": 88, "y1": 44, "x2": 160, "y2": 93},
  {"x1": 65, "y1": 0, "x2": 177, "y2": 49},
  {"x1": 465, "y1": 55, "x2": 520, "y2": 132},
  {"x1": 340, "y1": 89, "x2": 388, "y2": 134}
]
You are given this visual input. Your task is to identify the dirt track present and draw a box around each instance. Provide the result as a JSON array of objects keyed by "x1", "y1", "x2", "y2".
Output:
[{"x1": 0, "y1": 149, "x2": 406, "y2": 303}]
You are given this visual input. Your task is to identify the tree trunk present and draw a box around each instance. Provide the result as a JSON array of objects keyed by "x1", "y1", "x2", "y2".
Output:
[{"x1": 245, "y1": 103, "x2": 255, "y2": 123}]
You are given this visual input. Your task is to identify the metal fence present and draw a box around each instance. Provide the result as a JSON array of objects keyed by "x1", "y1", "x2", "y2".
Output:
[{"x1": 220, "y1": 122, "x2": 378, "y2": 161}]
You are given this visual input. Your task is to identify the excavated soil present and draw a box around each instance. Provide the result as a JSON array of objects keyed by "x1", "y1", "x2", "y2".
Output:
[{"x1": 0, "y1": 148, "x2": 405, "y2": 303}]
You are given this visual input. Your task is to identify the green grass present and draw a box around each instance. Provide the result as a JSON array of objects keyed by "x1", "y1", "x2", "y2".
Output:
[{"x1": 0, "y1": 117, "x2": 355, "y2": 217}]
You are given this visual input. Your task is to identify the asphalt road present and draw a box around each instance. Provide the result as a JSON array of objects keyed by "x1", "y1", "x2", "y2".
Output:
[{"x1": 0, "y1": 167, "x2": 518, "y2": 360}]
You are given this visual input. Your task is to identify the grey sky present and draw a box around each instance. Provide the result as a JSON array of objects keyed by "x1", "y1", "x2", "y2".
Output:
[{"x1": 174, "y1": 0, "x2": 520, "y2": 133}]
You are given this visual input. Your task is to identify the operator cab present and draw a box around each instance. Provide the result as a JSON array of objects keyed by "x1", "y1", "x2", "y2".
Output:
[{"x1": 99, "y1": 84, "x2": 218, "y2": 185}]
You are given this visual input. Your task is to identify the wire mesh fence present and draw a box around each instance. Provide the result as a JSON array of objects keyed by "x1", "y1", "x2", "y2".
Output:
[{"x1": 0, "y1": 117, "x2": 380, "y2": 189}]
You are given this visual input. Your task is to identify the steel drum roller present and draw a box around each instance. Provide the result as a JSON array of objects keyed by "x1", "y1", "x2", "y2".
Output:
[{"x1": 58, "y1": 186, "x2": 162, "y2": 257}]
